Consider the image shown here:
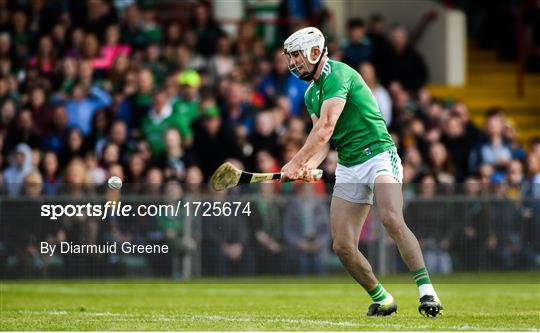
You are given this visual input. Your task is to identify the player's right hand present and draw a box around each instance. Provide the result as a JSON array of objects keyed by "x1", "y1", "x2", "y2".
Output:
[{"x1": 282, "y1": 163, "x2": 314, "y2": 183}]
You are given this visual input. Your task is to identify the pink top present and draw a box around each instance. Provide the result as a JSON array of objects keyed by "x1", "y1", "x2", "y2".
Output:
[
  {"x1": 91, "y1": 44, "x2": 131, "y2": 70},
  {"x1": 28, "y1": 57, "x2": 53, "y2": 73}
]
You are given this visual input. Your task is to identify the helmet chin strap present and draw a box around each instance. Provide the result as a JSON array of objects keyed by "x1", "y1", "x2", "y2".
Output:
[{"x1": 299, "y1": 47, "x2": 327, "y2": 81}]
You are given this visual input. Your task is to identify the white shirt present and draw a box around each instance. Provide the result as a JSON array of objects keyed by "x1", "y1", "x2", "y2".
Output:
[{"x1": 371, "y1": 85, "x2": 392, "y2": 127}]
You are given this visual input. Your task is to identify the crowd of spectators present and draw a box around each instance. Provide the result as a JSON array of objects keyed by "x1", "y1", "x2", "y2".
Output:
[{"x1": 0, "y1": 0, "x2": 538, "y2": 277}]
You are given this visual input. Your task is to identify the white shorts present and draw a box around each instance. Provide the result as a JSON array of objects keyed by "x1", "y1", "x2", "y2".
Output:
[{"x1": 333, "y1": 149, "x2": 403, "y2": 205}]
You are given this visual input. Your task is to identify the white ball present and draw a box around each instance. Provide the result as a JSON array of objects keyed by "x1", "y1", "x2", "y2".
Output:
[{"x1": 107, "y1": 176, "x2": 123, "y2": 190}]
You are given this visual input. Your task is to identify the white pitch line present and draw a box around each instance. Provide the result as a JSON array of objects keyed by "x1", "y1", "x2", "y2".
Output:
[{"x1": 6, "y1": 310, "x2": 539, "y2": 331}]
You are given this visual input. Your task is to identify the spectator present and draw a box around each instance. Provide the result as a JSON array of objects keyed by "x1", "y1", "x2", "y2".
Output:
[
  {"x1": 145, "y1": 166, "x2": 164, "y2": 195},
  {"x1": 95, "y1": 120, "x2": 130, "y2": 165},
  {"x1": 172, "y1": 70, "x2": 201, "y2": 142},
  {"x1": 277, "y1": 0, "x2": 325, "y2": 39},
  {"x1": 81, "y1": 34, "x2": 101, "y2": 63},
  {"x1": 127, "y1": 152, "x2": 146, "y2": 186},
  {"x1": 9, "y1": 10, "x2": 31, "y2": 69},
  {"x1": 30, "y1": 148, "x2": 41, "y2": 170},
  {"x1": 367, "y1": 13, "x2": 391, "y2": 74},
  {"x1": 449, "y1": 194, "x2": 484, "y2": 270},
  {"x1": 170, "y1": 43, "x2": 206, "y2": 73},
  {"x1": 279, "y1": 116, "x2": 306, "y2": 148},
  {"x1": 165, "y1": 22, "x2": 183, "y2": 46},
  {"x1": 39, "y1": 151, "x2": 61, "y2": 195},
  {"x1": 185, "y1": 165, "x2": 204, "y2": 194},
  {"x1": 144, "y1": 43, "x2": 166, "y2": 88},
  {"x1": 117, "y1": 68, "x2": 154, "y2": 131},
  {"x1": 65, "y1": 27, "x2": 85, "y2": 58},
  {"x1": 427, "y1": 142, "x2": 455, "y2": 191},
  {"x1": 140, "y1": 89, "x2": 191, "y2": 158},
  {"x1": 283, "y1": 183, "x2": 330, "y2": 275},
  {"x1": 62, "y1": 158, "x2": 89, "y2": 196},
  {"x1": 250, "y1": 111, "x2": 280, "y2": 158},
  {"x1": 5, "y1": 110, "x2": 40, "y2": 151},
  {"x1": 107, "y1": 163, "x2": 124, "y2": 182},
  {"x1": 450, "y1": 102, "x2": 484, "y2": 145},
  {"x1": 234, "y1": 124, "x2": 254, "y2": 168},
  {"x1": 88, "y1": 108, "x2": 112, "y2": 150},
  {"x1": 22, "y1": 170, "x2": 43, "y2": 197},
  {"x1": 100, "y1": 142, "x2": 120, "y2": 169},
  {"x1": 54, "y1": 57, "x2": 77, "y2": 95},
  {"x1": 406, "y1": 173, "x2": 453, "y2": 273},
  {"x1": 26, "y1": 86, "x2": 48, "y2": 136},
  {"x1": 379, "y1": 26, "x2": 429, "y2": 92},
  {"x1": 251, "y1": 183, "x2": 285, "y2": 275},
  {"x1": 190, "y1": 1, "x2": 223, "y2": 57},
  {"x1": 83, "y1": 0, "x2": 118, "y2": 41},
  {"x1": 506, "y1": 159, "x2": 525, "y2": 200},
  {"x1": 3, "y1": 143, "x2": 34, "y2": 196},
  {"x1": 154, "y1": 181, "x2": 195, "y2": 277},
  {"x1": 402, "y1": 146, "x2": 427, "y2": 182},
  {"x1": 140, "y1": 7, "x2": 162, "y2": 45},
  {"x1": 282, "y1": 142, "x2": 301, "y2": 166},
  {"x1": 191, "y1": 105, "x2": 242, "y2": 180},
  {"x1": 503, "y1": 120, "x2": 527, "y2": 161},
  {"x1": 202, "y1": 195, "x2": 253, "y2": 276},
  {"x1": 120, "y1": 4, "x2": 146, "y2": 49},
  {"x1": 527, "y1": 139, "x2": 540, "y2": 198},
  {"x1": 358, "y1": 62, "x2": 392, "y2": 126},
  {"x1": 221, "y1": 81, "x2": 255, "y2": 133},
  {"x1": 388, "y1": 82, "x2": 417, "y2": 131},
  {"x1": 208, "y1": 34, "x2": 235, "y2": 82},
  {"x1": 478, "y1": 164, "x2": 495, "y2": 194},
  {"x1": 77, "y1": 60, "x2": 96, "y2": 91},
  {"x1": 469, "y1": 109, "x2": 513, "y2": 174},
  {"x1": 233, "y1": 21, "x2": 260, "y2": 75},
  {"x1": 342, "y1": 18, "x2": 372, "y2": 69},
  {"x1": 320, "y1": 149, "x2": 337, "y2": 180},
  {"x1": 255, "y1": 150, "x2": 281, "y2": 174},
  {"x1": 0, "y1": 99, "x2": 16, "y2": 133},
  {"x1": 28, "y1": 35, "x2": 56, "y2": 75},
  {"x1": 161, "y1": 128, "x2": 189, "y2": 181},
  {"x1": 107, "y1": 54, "x2": 130, "y2": 93},
  {"x1": 59, "y1": 127, "x2": 87, "y2": 167},
  {"x1": 42, "y1": 103, "x2": 69, "y2": 153},
  {"x1": 441, "y1": 115, "x2": 471, "y2": 182},
  {"x1": 91, "y1": 24, "x2": 130, "y2": 71},
  {"x1": 65, "y1": 85, "x2": 112, "y2": 136},
  {"x1": 257, "y1": 50, "x2": 308, "y2": 117},
  {"x1": 85, "y1": 151, "x2": 107, "y2": 187}
]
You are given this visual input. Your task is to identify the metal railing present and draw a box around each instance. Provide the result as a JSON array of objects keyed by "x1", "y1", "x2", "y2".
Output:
[{"x1": 1, "y1": 191, "x2": 538, "y2": 279}]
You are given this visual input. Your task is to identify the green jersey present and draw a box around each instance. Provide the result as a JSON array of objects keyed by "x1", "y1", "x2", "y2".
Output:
[
  {"x1": 304, "y1": 59, "x2": 395, "y2": 167},
  {"x1": 141, "y1": 108, "x2": 193, "y2": 156}
]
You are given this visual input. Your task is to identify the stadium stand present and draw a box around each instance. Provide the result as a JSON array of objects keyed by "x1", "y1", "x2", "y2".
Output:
[{"x1": 0, "y1": 0, "x2": 538, "y2": 278}]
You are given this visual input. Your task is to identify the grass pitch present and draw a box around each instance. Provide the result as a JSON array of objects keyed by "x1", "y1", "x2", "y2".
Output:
[{"x1": 1, "y1": 272, "x2": 539, "y2": 331}]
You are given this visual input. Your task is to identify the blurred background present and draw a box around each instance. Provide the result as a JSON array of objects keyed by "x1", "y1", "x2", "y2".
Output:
[{"x1": 0, "y1": 0, "x2": 538, "y2": 279}]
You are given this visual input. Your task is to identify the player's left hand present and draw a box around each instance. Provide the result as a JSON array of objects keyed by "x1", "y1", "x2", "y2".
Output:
[{"x1": 281, "y1": 159, "x2": 304, "y2": 182}]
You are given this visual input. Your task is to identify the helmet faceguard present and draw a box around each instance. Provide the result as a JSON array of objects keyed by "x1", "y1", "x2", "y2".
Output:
[{"x1": 283, "y1": 27, "x2": 327, "y2": 81}]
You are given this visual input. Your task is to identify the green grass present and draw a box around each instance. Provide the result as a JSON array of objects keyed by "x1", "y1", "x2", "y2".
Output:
[{"x1": 1, "y1": 272, "x2": 539, "y2": 331}]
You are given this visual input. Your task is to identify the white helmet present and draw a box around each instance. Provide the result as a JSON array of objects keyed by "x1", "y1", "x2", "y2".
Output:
[{"x1": 283, "y1": 27, "x2": 327, "y2": 80}]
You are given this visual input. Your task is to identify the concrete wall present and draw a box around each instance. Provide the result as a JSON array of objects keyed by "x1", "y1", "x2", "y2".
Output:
[
  {"x1": 213, "y1": 0, "x2": 244, "y2": 37},
  {"x1": 326, "y1": 0, "x2": 466, "y2": 86}
]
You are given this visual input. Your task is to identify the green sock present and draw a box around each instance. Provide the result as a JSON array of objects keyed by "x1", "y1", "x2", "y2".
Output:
[
  {"x1": 411, "y1": 267, "x2": 432, "y2": 287},
  {"x1": 368, "y1": 283, "x2": 391, "y2": 303}
]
